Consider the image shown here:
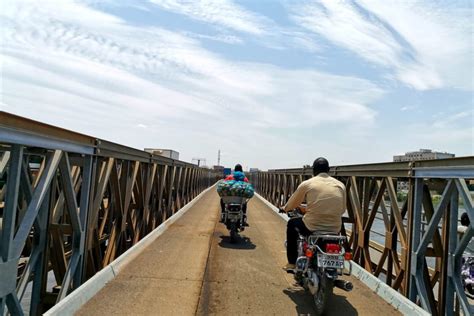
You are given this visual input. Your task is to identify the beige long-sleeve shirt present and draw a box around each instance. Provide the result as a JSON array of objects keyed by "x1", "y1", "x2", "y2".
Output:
[{"x1": 284, "y1": 173, "x2": 346, "y2": 233}]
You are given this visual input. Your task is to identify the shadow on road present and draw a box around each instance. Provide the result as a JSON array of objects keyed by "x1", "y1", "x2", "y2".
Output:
[
  {"x1": 218, "y1": 235, "x2": 257, "y2": 250},
  {"x1": 283, "y1": 287, "x2": 358, "y2": 316}
]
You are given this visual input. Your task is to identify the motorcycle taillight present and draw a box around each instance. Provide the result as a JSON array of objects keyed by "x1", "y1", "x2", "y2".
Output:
[
  {"x1": 303, "y1": 241, "x2": 309, "y2": 252},
  {"x1": 326, "y1": 243, "x2": 341, "y2": 254}
]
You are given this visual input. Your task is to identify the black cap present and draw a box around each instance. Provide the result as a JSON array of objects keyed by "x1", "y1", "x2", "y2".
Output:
[
  {"x1": 312, "y1": 157, "x2": 329, "y2": 175},
  {"x1": 234, "y1": 164, "x2": 243, "y2": 172}
]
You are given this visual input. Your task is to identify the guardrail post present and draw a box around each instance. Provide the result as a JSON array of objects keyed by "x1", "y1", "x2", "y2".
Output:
[
  {"x1": 76, "y1": 155, "x2": 94, "y2": 288},
  {"x1": 30, "y1": 185, "x2": 51, "y2": 315},
  {"x1": 0, "y1": 145, "x2": 24, "y2": 315},
  {"x1": 444, "y1": 185, "x2": 458, "y2": 314}
]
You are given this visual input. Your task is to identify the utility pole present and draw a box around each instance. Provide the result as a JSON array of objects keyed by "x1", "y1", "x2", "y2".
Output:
[
  {"x1": 192, "y1": 158, "x2": 206, "y2": 167},
  {"x1": 217, "y1": 149, "x2": 221, "y2": 166}
]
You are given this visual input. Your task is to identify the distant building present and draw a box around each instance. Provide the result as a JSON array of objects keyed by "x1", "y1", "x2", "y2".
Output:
[
  {"x1": 145, "y1": 148, "x2": 179, "y2": 160},
  {"x1": 213, "y1": 165, "x2": 225, "y2": 177},
  {"x1": 393, "y1": 149, "x2": 454, "y2": 162},
  {"x1": 249, "y1": 168, "x2": 259, "y2": 172},
  {"x1": 394, "y1": 149, "x2": 455, "y2": 191}
]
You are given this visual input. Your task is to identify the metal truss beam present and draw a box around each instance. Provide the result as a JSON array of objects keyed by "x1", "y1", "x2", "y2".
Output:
[
  {"x1": 0, "y1": 112, "x2": 220, "y2": 315},
  {"x1": 250, "y1": 157, "x2": 474, "y2": 315}
]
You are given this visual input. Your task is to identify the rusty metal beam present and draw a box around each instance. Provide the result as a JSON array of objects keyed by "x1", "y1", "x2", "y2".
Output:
[
  {"x1": 0, "y1": 112, "x2": 220, "y2": 315},
  {"x1": 249, "y1": 156, "x2": 474, "y2": 315}
]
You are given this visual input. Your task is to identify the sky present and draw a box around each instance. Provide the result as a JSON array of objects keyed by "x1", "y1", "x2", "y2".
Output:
[{"x1": 1, "y1": 0, "x2": 473, "y2": 170}]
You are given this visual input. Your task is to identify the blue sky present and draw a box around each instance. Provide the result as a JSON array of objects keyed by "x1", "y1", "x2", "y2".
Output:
[{"x1": 1, "y1": 0, "x2": 473, "y2": 169}]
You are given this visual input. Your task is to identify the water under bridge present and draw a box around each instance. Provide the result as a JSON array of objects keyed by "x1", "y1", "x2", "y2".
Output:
[{"x1": 0, "y1": 112, "x2": 473, "y2": 315}]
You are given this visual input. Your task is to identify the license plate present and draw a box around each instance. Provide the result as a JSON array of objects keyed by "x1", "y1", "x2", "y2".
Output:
[
  {"x1": 317, "y1": 254, "x2": 344, "y2": 269},
  {"x1": 228, "y1": 213, "x2": 240, "y2": 220}
]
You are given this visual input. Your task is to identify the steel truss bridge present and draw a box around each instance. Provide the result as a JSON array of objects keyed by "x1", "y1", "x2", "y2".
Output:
[
  {"x1": 0, "y1": 112, "x2": 220, "y2": 315},
  {"x1": 0, "y1": 111, "x2": 473, "y2": 315},
  {"x1": 250, "y1": 157, "x2": 473, "y2": 315}
]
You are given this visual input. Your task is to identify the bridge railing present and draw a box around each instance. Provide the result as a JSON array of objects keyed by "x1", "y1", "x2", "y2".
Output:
[
  {"x1": 249, "y1": 158, "x2": 473, "y2": 316},
  {"x1": 0, "y1": 112, "x2": 220, "y2": 315}
]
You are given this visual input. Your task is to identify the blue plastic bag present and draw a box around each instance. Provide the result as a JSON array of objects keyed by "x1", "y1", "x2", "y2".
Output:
[{"x1": 217, "y1": 180, "x2": 254, "y2": 198}]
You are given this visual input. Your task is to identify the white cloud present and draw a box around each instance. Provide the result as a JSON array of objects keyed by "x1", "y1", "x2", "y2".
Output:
[
  {"x1": 400, "y1": 105, "x2": 421, "y2": 112},
  {"x1": 432, "y1": 110, "x2": 473, "y2": 129},
  {"x1": 292, "y1": 0, "x2": 402, "y2": 66},
  {"x1": 149, "y1": 0, "x2": 323, "y2": 53},
  {"x1": 286, "y1": 32, "x2": 322, "y2": 53},
  {"x1": 149, "y1": 0, "x2": 269, "y2": 35},
  {"x1": 1, "y1": 0, "x2": 387, "y2": 167},
  {"x1": 184, "y1": 31, "x2": 244, "y2": 44},
  {"x1": 384, "y1": 109, "x2": 474, "y2": 157},
  {"x1": 291, "y1": 0, "x2": 473, "y2": 91}
]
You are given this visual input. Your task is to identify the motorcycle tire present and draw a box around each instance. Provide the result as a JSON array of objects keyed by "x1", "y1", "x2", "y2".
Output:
[
  {"x1": 313, "y1": 276, "x2": 333, "y2": 316},
  {"x1": 230, "y1": 223, "x2": 238, "y2": 243}
]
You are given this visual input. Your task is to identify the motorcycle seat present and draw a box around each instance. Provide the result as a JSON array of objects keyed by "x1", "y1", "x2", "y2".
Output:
[
  {"x1": 307, "y1": 233, "x2": 346, "y2": 247},
  {"x1": 309, "y1": 232, "x2": 343, "y2": 238}
]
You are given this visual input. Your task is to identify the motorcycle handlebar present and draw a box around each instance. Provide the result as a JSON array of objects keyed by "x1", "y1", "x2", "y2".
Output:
[{"x1": 279, "y1": 208, "x2": 303, "y2": 218}]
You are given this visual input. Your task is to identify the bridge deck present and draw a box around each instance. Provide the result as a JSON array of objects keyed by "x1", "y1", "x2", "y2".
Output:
[{"x1": 77, "y1": 190, "x2": 400, "y2": 315}]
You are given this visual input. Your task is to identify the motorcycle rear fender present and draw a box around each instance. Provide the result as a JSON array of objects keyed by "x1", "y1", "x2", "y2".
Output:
[{"x1": 324, "y1": 268, "x2": 339, "y2": 280}]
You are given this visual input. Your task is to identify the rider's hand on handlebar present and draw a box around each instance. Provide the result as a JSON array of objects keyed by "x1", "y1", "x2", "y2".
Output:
[{"x1": 297, "y1": 205, "x2": 307, "y2": 214}]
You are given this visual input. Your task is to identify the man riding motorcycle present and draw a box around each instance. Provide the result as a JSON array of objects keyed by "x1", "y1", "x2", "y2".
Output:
[
  {"x1": 220, "y1": 164, "x2": 250, "y2": 226},
  {"x1": 224, "y1": 164, "x2": 248, "y2": 182},
  {"x1": 281, "y1": 157, "x2": 346, "y2": 271}
]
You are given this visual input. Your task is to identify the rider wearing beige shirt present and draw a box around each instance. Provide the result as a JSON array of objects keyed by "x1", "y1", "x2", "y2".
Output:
[
  {"x1": 282, "y1": 157, "x2": 346, "y2": 270},
  {"x1": 284, "y1": 173, "x2": 346, "y2": 233}
]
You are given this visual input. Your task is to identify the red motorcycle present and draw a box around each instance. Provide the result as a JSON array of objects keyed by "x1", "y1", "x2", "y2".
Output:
[{"x1": 282, "y1": 208, "x2": 353, "y2": 315}]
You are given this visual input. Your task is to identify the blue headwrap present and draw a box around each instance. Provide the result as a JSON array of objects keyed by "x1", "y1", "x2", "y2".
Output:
[{"x1": 233, "y1": 171, "x2": 245, "y2": 181}]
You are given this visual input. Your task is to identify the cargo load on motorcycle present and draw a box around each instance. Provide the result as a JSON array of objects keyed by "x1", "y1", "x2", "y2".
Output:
[
  {"x1": 217, "y1": 180, "x2": 254, "y2": 198},
  {"x1": 217, "y1": 169, "x2": 254, "y2": 243}
]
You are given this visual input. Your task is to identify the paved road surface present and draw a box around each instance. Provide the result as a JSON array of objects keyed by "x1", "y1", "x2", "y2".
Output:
[{"x1": 77, "y1": 190, "x2": 400, "y2": 315}]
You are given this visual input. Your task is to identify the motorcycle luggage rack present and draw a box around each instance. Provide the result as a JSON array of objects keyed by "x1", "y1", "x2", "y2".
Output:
[
  {"x1": 307, "y1": 234, "x2": 346, "y2": 245},
  {"x1": 221, "y1": 196, "x2": 247, "y2": 204}
]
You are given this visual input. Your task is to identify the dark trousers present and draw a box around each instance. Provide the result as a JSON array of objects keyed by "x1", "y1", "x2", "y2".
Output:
[{"x1": 287, "y1": 217, "x2": 312, "y2": 264}]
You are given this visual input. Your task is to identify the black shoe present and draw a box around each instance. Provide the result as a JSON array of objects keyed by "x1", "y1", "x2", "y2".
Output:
[{"x1": 283, "y1": 263, "x2": 296, "y2": 274}]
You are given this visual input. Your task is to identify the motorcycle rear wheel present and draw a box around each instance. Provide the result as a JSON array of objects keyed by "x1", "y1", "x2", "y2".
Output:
[
  {"x1": 229, "y1": 222, "x2": 238, "y2": 243},
  {"x1": 313, "y1": 277, "x2": 333, "y2": 316}
]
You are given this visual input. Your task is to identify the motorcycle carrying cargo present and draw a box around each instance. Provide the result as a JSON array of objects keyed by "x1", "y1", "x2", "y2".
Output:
[{"x1": 217, "y1": 180, "x2": 254, "y2": 198}]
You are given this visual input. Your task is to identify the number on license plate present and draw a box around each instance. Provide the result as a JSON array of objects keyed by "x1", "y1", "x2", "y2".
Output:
[{"x1": 317, "y1": 254, "x2": 344, "y2": 268}]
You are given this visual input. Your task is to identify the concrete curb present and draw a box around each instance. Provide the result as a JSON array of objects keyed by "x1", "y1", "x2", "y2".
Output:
[
  {"x1": 255, "y1": 193, "x2": 288, "y2": 222},
  {"x1": 350, "y1": 261, "x2": 429, "y2": 316},
  {"x1": 45, "y1": 185, "x2": 216, "y2": 316},
  {"x1": 255, "y1": 193, "x2": 429, "y2": 316}
]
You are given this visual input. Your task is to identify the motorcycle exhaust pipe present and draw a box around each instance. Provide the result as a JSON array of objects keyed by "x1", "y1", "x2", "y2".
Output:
[{"x1": 334, "y1": 279, "x2": 353, "y2": 292}]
